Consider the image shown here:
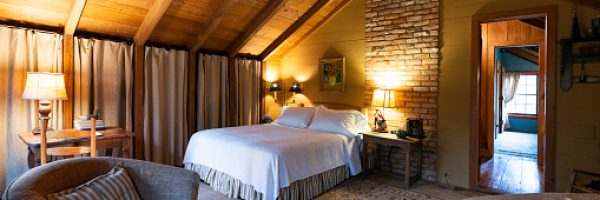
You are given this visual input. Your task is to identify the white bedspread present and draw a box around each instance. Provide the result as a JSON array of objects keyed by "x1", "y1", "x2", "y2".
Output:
[{"x1": 183, "y1": 124, "x2": 362, "y2": 200}]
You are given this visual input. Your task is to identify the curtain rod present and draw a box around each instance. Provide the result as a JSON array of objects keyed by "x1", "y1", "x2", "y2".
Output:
[
  {"x1": 145, "y1": 41, "x2": 188, "y2": 51},
  {"x1": 74, "y1": 31, "x2": 133, "y2": 45},
  {"x1": 196, "y1": 49, "x2": 228, "y2": 57},
  {"x1": 0, "y1": 20, "x2": 62, "y2": 35}
]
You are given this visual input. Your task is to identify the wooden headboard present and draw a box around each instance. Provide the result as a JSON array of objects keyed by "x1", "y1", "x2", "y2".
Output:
[{"x1": 312, "y1": 102, "x2": 362, "y2": 112}]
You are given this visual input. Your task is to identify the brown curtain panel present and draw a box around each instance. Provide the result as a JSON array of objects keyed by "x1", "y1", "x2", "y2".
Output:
[
  {"x1": 0, "y1": 26, "x2": 63, "y2": 189},
  {"x1": 232, "y1": 58, "x2": 262, "y2": 126},
  {"x1": 74, "y1": 38, "x2": 133, "y2": 131},
  {"x1": 143, "y1": 47, "x2": 188, "y2": 165},
  {"x1": 196, "y1": 53, "x2": 229, "y2": 130}
]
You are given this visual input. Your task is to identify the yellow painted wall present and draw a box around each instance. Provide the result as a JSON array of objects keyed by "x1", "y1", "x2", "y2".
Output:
[
  {"x1": 439, "y1": 0, "x2": 600, "y2": 190},
  {"x1": 266, "y1": 0, "x2": 600, "y2": 191},
  {"x1": 266, "y1": 0, "x2": 365, "y2": 113},
  {"x1": 264, "y1": 59, "x2": 283, "y2": 119}
]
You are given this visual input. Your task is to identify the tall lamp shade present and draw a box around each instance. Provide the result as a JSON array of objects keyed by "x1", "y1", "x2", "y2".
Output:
[
  {"x1": 372, "y1": 89, "x2": 395, "y2": 108},
  {"x1": 22, "y1": 72, "x2": 68, "y2": 101}
]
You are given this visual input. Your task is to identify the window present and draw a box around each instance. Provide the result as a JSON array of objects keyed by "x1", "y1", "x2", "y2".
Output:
[{"x1": 507, "y1": 75, "x2": 537, "y2": 115}]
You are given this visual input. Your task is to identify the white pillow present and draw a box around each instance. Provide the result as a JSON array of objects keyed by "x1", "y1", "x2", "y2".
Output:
[
  {"x1": 274, "y1": 107, "x2": 316, "y2": 128},
  {"x1": 308, "y1": 106, "x2": 370, "y2": 137}
]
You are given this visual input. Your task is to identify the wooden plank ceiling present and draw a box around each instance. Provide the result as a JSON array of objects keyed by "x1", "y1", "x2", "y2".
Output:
[{"x1": 0, "y1": 0, "x2": 350, "y2": 59}]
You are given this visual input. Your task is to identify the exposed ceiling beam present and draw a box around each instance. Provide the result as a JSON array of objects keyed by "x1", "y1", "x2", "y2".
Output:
[
  {"x1": 134, "y1": 0, "x2": 173, "y2": 45},
  {"x1": 506, "y1": 48, "x2": 539, "y2": 65},
  {"x1": 226, "y1": 0, "x2": 287, "y2": 56},
  {"x1": 260, "y1": 0, "x2": 331, "y2": 60},
  {"x1": 190, "y1": 0, "x2": 238, "y2": 52},
  {"x1": 276, "y1": 0, "x2": 350, "y2": 58},
  {"x1": 565, "y1": 0, "x2": 600, "y2": 10},
  {"x1": 64, "y1": 0, "x2": 87, "y2": 34},
  {"x1": 519, "y1": 17, "x2": 544, "y2": 30}
]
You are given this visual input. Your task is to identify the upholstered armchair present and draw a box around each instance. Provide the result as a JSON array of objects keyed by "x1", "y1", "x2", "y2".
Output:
[{"x1": 3, "y1": 157, "x2": 200, "y2": 200}]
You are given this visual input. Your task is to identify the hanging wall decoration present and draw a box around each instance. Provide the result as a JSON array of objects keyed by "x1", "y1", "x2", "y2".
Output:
[{"x1": 319, "y1": 57, "x2": 345, "y2": 93}]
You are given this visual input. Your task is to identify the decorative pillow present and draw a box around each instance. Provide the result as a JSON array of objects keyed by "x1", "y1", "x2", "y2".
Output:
[
  {"x1": 47, "y1": 163, "x2": 141, "y2": 200},
  {"x1": 308, "y1": 106, "x2": 370, "y2": 137},
  {"x1": 274, "y1": 107, "x2": 316, "y2": 128}
]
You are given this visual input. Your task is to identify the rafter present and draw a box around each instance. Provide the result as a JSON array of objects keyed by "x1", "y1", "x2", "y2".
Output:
[
  {"x1": 276, "y1": 0, "x2": 350, "y2": 58},
  {"x1": 565, "y1": 0, "x2": 600, "y2": 10},
  {"x1": 190, "y1": 0, "x2": 238, "y2": 51},
  {"x1": 506, "y1": 48, "x2": 539, "y2": 65},
  {"x1": 260, "y1": 0, "x2": 330, "y2": 60},
  {"x1": 64, "y1": 0, "x2": 87, "y2": 34},
  {"x1": 134, "y1": 0, "x2": 173, "y2": 45},
  {"x1": 226, "y1": 0, "x2": 287, "y2": 56}
]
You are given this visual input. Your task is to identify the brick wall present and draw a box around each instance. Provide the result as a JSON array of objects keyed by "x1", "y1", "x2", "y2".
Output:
[{"x1": 364, "y1": 0, "x2": 439, "y2": 181}]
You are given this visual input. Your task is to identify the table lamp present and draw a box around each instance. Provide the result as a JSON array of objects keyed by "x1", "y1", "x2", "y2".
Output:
[
  {"x1": 372, "y1": 89, "x2": 396, "y2": 132},
  {"x1": 22, "y1": 72, "x2": 68, "y2": 134}
]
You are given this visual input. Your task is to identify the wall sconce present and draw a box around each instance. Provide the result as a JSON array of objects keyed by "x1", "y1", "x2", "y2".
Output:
[
  {"x1": 288, "y1": 83, "x2": 302, "y2": 103},
  {"x1": 269, "y1": 82, "x2": 282, "y2": 102},
  {"x1": 372, "y1": 88, "x2": 396, "y2": 132}
]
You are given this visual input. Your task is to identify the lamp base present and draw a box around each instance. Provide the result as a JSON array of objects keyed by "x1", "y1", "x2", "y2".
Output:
[{"x1": 32, "y1": 127, "x2": 54, "y2": 135}]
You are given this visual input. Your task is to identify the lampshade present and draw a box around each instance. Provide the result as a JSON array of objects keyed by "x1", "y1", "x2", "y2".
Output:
[
  {"x1": 288, "y1": 83, "x2": 302, "y2": 93},
  {"x1": 22, "y1": 72, "x2": 68, "y2": 100},
  {"x1": 372, "y1": 89, "x2": 395, "y2": 108},
  {"x1": 269, "y1": 82, "x2": 282, "y2": 92}
]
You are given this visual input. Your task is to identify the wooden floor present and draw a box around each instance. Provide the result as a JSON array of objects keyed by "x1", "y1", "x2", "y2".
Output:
[
  {"x1": 479, "y1": 131, "x2": 541, "y2": 194},
  {"x1": 478, "y1": 153, "x2": 541, "y2": 194}
]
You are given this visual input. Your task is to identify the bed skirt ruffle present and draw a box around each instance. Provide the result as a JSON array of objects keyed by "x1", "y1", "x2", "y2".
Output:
[{"x1": 187, "y1": 163, "x2": 350, "y2": 200}]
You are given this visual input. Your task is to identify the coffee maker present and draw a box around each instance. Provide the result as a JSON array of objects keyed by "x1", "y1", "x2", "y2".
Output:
[{"x1": 406, "y1": 118, "x2": 425, "y2": 139}]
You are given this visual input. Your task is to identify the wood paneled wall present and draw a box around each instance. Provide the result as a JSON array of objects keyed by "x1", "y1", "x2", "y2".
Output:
[{"x1": 479, "y1": 20, "x2": 544, "y2": 160}]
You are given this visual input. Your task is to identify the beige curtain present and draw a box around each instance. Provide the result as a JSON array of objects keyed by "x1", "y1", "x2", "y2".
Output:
[
  {"x1": 73, "y1": 38, "x2": 133, "y2": 131},
  {"x1": 232, "y1": 58, "x2": 262, "y2": 126},
  {"x1": 143, "y1": 47, "x2": 188, "y2": 165},
  {"x1": 0, "y1": 26, "x2": 63, "y2": 189},
  {"x1": 197, "y1": 53, "x2": 229, "y2": 130},
  {"x1": 502, "y1": 67, "x2": 520, "y2": 130}
]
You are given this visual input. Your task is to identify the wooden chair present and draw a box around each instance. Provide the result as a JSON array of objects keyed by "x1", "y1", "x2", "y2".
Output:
[
  {"x1": 40, "y1": 118, "x2": 97, "y2": 165},
  {"x1": 568, "y1": 168, "x2": 600, "y2": 193}
]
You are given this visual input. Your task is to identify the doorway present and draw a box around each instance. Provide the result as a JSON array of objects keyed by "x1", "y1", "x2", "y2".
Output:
[
  {"x1": 469, "y1": 6, "x2": 557, "y2": 193},
  {"x1": 479, "y1": 45, "x2": 542, "y2": 193}
]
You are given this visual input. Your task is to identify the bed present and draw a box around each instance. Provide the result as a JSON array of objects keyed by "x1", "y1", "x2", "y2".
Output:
[{"x1": 183, "y1": 103, "x2": 370, "y2": 200}]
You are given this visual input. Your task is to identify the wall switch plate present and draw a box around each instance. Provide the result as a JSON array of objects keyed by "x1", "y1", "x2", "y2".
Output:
[{"x1": 574, "y1": 126, "x2": 596, "y2": 140}]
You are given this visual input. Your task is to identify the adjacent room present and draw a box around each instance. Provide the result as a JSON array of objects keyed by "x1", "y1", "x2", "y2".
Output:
[{"x1": 1, "y1": 0, "x2": 600, "y2": 200}]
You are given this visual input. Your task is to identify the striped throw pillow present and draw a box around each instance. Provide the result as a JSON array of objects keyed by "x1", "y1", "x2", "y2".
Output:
[{"x1": 47, "y1": 163, "x2": 141, "y2": 200}]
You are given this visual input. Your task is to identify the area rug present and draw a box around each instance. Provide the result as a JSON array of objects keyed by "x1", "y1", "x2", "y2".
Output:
[
  {"x1": 495, "y1": 131, "x2": 537, "y2": 157},
  {"x1": 315, "y1": 179, "x2": 440, "y2": 200}
]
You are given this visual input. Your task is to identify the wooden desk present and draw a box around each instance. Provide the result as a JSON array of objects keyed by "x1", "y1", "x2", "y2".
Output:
[
  {"x1": 361, "y1": 132, "x2": 422, "y2": 189},
  {"x1": 19, "y1": 128, "x2": 133, "y2": 168}
]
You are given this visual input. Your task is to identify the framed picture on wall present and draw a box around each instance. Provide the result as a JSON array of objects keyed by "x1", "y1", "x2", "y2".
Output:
[{"x1": 319, "y1": 57, "x2": 345, "y2": 93}]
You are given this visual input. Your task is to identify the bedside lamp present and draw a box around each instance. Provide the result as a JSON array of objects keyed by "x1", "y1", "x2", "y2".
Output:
[
  {"x1": 22, "y1": 72, "x2": 68, "y2": 134},
  {"x1": 288, "y1": 83, "x2": 302, "y2": 103},
  {"x1": 372, "y1": 89, "x2": 395, "y2": 132},
  {"x1": 269, "y1": 82, "x2": 282, "y2": 102}
]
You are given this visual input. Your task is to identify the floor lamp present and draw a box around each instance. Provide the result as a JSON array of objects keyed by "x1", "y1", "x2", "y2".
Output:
[{"x1": 22, "y1": 72, "x2": 68, "y2": 164}]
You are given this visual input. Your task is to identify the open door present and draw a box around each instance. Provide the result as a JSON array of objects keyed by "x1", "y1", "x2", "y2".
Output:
[
  {"x1": 477, "y1": 19, "x2": 547, "y2": 193},
  {"x1": 470, "y1": 6, "x2": 557, "y2": 192}
]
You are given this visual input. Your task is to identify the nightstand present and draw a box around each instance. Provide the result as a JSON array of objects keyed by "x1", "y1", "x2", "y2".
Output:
[{"x1": 361, "y1": 132, "x2": 422, "y2": 189}]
